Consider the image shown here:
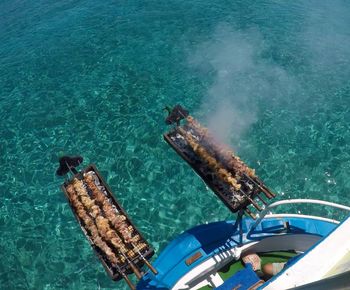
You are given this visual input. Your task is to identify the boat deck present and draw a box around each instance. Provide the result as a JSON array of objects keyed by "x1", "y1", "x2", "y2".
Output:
[{"x1": 199, "y1": 251, "x2": 298, "y2": 290}]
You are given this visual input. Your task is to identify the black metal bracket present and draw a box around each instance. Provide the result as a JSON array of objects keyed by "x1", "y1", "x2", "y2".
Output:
[{"x1": 56, "y1": 155, "x2": 83, "y2": 176}]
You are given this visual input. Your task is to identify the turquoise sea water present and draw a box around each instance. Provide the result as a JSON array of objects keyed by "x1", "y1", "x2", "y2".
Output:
[{"x1": 1, "y1": 0, "x2": 350, "y2": 289}]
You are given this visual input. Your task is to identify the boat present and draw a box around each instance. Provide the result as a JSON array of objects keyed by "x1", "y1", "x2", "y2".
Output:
[
  {"x1": 136, "y1": 106, "x2": 350, "y2": 289},
  {"x1": 137, "y1": 198, "x2": 350, "y2": 290},
  {"x1": 56, "y1": 105, "x2": 350, "y2": 290}
]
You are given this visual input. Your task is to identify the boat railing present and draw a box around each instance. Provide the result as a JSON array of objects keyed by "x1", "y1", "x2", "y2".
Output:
[{"x1": 247, "y1": 199, "x2": 350, "y2": 237}]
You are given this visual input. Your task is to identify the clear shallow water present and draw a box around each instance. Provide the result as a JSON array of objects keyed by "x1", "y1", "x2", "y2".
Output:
[{"x1": 1, "y1": 0, "x2": 350, "y2": 289}]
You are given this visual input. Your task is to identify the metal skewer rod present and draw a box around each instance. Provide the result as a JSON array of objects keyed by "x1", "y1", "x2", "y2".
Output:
[
  {"x1": 110, "y1": 229, "x2": 143, "y2": 279},
  {"x1": 65, "y1": 161, "x2": 79, "y2": 178},
  {"x1": 255, "y1": 194, "x2": 268, "y2": 205},
  {"x1": 118, "y1": 249, "x2": 142, "y2": 279},
  {"x1": 85, "y1": 177, "x2": 143, "y2": 280},
  {"x1": 243, "y1": 173, "x2": 275, "y2": 199},
  {"x1": 114, "y1": 262, "x2": 136, "y2": 290},
  {"x1": 131, "y1": 243, "x2": 158, "y2": 275},
  {"x1": 244, "y1": 207, "x2": 256, "y2": 219},
  {"x1": 256, "y1": 177, "x2": 276, "y2": 198},
  {"x1": 239, "y1": 189, "x2": 262, "y2": 211},
  {"x1": 71, "y1": 180, "x2": 140, "y2": 282}
]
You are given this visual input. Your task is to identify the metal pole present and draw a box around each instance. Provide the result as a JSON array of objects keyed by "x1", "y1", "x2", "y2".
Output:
[{"x1": 131, "y1": 243, "x2": 158, "y2": 275}]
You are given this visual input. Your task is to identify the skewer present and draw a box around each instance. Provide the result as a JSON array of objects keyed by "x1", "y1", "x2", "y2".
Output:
[
  {"x1": 255, "y1": 177, "x2": 276, "y2": 198},
  {"x1": 176, "y1": 120, "x2": 266, "y2": 213},
  {"x1": 82, "y1": 197, "x2": 141, "y2": 279},
  {"x1": 244, "y1": 207, "x2": 256, "y2": 219},
  {"x1": 84, "y1": 175, "x2": 134, "y2": 246},
  {"x1": 65, "y1": 160, "x2": 79, "y2": 177},
  {"x1": 118, "y1": 249, "x2": 143, "y2": 279},
  {"x1": 243, "y1": 173, "x2": 275, "y2": 199},
  {"x1": 185, "y1": 118, "x2": 256, "y2": 177},
  {"x1": 62, "y1": 165, "x2": 154, "y2": 289},
  {"x1": 66, "y1": 185, "x2": 124, "y2": 274},
  {"x1": 255, "y1": 194, "x2": 268, "y2": 205},
  {"x1": 239, "y1": 189, "x2": 262, "y2": 211},
  {"x1": 131, "y1": 243, "x2": 158, "y2": 275},
  {"x1": 178, "y1": 127, "x2": 241, "y2": 191},
  {"x1": 114, "y1": 263, "x2": 136, "y2": 290}
]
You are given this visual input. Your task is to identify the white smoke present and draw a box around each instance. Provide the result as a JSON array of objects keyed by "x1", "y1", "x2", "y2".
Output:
[{"x1": 189, "y1": 24, "x2": 297, "y2": 145}]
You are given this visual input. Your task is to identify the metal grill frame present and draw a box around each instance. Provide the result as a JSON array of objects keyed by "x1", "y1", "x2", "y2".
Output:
[{"x1": 61, "y1": 164, "x2": 154, "y2": 281}]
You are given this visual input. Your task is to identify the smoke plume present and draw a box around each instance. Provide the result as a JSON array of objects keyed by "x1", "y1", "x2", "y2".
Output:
[{"x1": 189, "y1": 24, "x2": 296, "y2": 145}]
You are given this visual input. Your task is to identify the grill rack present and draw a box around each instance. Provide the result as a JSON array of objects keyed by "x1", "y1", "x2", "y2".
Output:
[
  {"x1": 164, "y1": 116, "x2": 276, "y2": 218},
  {"x1": 61, "y1": 164, "x2": 154, "y2": 282}
]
